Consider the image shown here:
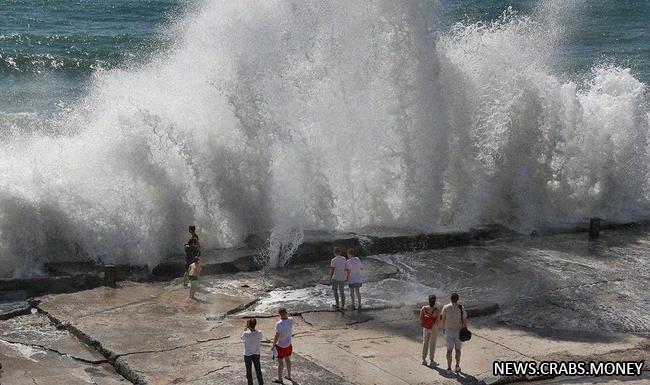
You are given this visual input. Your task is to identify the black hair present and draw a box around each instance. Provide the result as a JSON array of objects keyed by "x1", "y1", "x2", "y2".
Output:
[
  {"x1": 451, "y1": 292, "x2": 459, "y2": 303},
  {"x1": 189, "y1": 225, "x2": 196, "y2": 232},
  {"x1": 428, "y1": 294, "x2": 436, "y2": 307}
]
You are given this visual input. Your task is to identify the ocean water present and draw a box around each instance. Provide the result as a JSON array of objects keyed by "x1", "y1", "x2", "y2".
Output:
[
  {"x1": 1, "y1": 0, "x2": 183, "y2": 112},
  {"x1": 0, "y1": 0, "x2": 648, "y2": 276},
  {"x1": 3, "y1": 0, "x2": 647, "y2": 114}
]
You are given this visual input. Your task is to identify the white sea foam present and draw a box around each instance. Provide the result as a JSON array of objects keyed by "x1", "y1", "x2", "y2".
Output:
[{"x1": 0, "y1": 1, "x2": 647, "y2": 275}]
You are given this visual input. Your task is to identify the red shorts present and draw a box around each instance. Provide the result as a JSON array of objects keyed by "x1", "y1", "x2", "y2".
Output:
[{"x1": 276, "y1": 344, "x2": 293, "y2": 359}]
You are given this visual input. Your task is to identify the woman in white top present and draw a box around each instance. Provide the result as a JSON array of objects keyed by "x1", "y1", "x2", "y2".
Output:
[
  {"x1": 345, "y1": 248, "x2": 363, "y2": 310},
  {"x1": 241, "y1": 318, "x2": 264, "y2": 385}
]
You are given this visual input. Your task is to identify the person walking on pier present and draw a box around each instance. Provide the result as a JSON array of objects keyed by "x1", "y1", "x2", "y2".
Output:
[
  {"x1": 242, "y1": 318, "x2": 264, "y2": 385},
  {"x1": 272, "y1": 308, "x2": 294, "y2": 384},
  {"x1": 183, "y1": 225, "x2": 201, "y2": 286},
  {"x1": 330, "y1": 246, "x2": 347, "y2": 310},
  {"x1": 420, "y1": 294, "x2": 440, "y2": 366},
  {"x1": 346, "y1": 248, "x2": 363, "y2": 310},
  {"x1": 441, "y1": 292, "x2": 467, "y2": 374}
]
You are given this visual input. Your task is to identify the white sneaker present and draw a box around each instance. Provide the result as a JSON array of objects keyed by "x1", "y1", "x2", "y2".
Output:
[{"x1": 455, "y1": 365, "x2": 461, "y2": 373}]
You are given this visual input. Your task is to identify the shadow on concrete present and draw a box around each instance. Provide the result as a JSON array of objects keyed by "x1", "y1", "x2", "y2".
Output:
[
  {"x1": 285, "y1": 376, "x2": 301, "y2": 385},
  {"x1": 191, "y1": 297, "x2": 211, "y2": 304},
  {"x1": 429, "y1": 365, "x2": 484, "y2": 384}
]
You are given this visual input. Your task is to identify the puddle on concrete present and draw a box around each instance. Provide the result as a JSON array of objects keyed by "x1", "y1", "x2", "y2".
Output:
[{"x1": 241, "y1": 229, "x2": 649, "y2": 334}]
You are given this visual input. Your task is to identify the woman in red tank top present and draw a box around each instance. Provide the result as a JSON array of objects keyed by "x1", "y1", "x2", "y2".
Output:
[{"x1": 420, "y1": 294, "x2": 441, "y2": 366}]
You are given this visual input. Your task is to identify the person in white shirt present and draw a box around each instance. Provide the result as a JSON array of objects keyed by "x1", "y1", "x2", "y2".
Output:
[
  {"x1": 330, "y1": 246, "x2": 347, "y2": 310},
  {"x1": 241, "y1": 318, "x2": 264, "y2": 385},
  {"x1": 272, "y1": 308, "x2": 294, "y2": 384},
  {"x1": 441, "y1": 292, "x2": 468, "y2": 374},
  {"x1": 345, "y1": 248, "x2": 363, "y2": 310}
]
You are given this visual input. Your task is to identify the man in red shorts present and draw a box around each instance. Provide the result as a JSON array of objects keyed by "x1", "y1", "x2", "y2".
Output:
[{"x1": 272, "y1": 308, "x2": 294, "y2": 384}]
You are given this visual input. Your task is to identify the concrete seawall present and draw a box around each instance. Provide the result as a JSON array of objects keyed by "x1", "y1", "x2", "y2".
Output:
[
  {"x1": 155, "y1": 223, "x2": 518, "y2": 278},
  {"x1": 2, "y1": 220, "x2": 647, "y2": 296}
]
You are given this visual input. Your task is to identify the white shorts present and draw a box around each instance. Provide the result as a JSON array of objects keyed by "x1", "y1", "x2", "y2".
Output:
[{"x1": 444, "y1": 329, "x2": 462, "y2": 350}]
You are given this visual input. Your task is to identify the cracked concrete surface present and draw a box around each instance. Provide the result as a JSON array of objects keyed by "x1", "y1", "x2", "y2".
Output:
[
  {"x1": 1, "y1": 226, "x2": 649, "y2": 384},
  {"x1": 0, "y1": 316, "x2": 128, "y2": 384}
]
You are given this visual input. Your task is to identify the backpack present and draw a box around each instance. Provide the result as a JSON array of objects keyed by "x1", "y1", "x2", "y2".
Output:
[{"x1": 419, "y1": 307, "x2": 437, "y2": 329}]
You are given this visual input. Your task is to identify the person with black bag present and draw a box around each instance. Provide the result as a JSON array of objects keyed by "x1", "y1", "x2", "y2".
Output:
[{"x1": 441, "y1": 292, "x2": 468, "y2": 374}]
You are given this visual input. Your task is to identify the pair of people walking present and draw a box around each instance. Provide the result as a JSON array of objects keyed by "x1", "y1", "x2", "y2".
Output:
[
  {"x1": 420, "y1": 292, "x2": 468, "y2": 374},
  {"x1": 330, "y1": 247, "x2": 363, "y2": 310},
  {"x1": 240, "y1": 308, "x2": 295, "y2": 385}
]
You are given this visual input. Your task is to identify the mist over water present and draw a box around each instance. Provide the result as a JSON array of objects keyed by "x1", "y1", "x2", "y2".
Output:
[{"x1": 0, "y1": 0, "x2": 648, "y2": 276}]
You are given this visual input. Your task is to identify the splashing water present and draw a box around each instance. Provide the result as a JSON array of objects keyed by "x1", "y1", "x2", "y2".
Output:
[{"x1": 0, "y1": 0, "x2": 648, "y2": 276}]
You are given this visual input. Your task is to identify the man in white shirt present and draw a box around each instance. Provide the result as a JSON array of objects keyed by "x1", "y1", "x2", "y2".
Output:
[
  {"x1": 330, "y1": 246, "x2": 347, "y2": 310},
  {"x1": 272, "y1": 308, "x2": 294, "y2": 384},
  {"x1": 441, "y1": 292, "x2": 468, "y2": 374}
]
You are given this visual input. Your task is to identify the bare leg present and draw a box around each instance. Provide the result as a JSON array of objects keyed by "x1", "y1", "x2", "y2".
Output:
[
  {"x1": 455, "y1": 349, "x2": 461, "y2": 369},
  {"x1": 277, "y1": 358, "x2": 284, "y2": 382},
  {"x1": 350, "y1": 287, "x2": 355, "y2": 309},
  {"x1": 446, "y1": 349, "x2": 453, "y2": 370},
  {"x1": 285, "y1": 356, "x2": 292, "y2": 379}
]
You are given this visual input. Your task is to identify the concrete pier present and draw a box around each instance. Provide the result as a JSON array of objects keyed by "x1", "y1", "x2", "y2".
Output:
[{"x1": 0, "y1": 225, "x2": 649, "y2": 384}]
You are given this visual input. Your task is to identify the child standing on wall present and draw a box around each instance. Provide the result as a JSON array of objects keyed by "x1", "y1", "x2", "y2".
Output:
[{"x1": 187, "y1": 256, "x2": 202, "y2": 300}]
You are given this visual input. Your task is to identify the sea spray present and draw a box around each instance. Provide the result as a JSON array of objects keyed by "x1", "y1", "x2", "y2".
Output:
[{"x1": 0, "y1": 0, "x2": 648, "y2": 275}]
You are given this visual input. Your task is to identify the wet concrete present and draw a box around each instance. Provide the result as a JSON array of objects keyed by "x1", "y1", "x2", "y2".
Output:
[
  {"x1": 0, "y1": 341, "x2": 129, "y2": 385},
  {"x1": 0, "y1": 314, "x2": 106, "y2": 363},
  {"x1": 0, "y1": 291, "x2": 32, "y2": 321},
  {"x1": 0, "y1": 274, "x2": 103, "y2": 297},
  {"x1": 1, "y1": 225, "x2": 649, "y2": 384},
  {"x1": 1, "y1": 220, "x2": 638, "y2": 299},
  {"x1": 0, "y1": 314, "x2": 128, "y2": 384}
]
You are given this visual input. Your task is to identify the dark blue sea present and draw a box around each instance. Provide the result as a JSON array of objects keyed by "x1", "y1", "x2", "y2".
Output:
[{"x1": 1, "y1": 0, "x2": 647, "y2": 114}]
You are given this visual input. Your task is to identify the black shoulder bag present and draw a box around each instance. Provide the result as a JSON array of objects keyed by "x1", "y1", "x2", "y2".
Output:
[{"x1": 458, "y1": 304, "x2": 472, "y2": 342}]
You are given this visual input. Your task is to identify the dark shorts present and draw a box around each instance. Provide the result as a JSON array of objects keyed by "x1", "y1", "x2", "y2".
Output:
[{"x1": 349, "y1": 282, "x2": 362, "y2": 288}]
